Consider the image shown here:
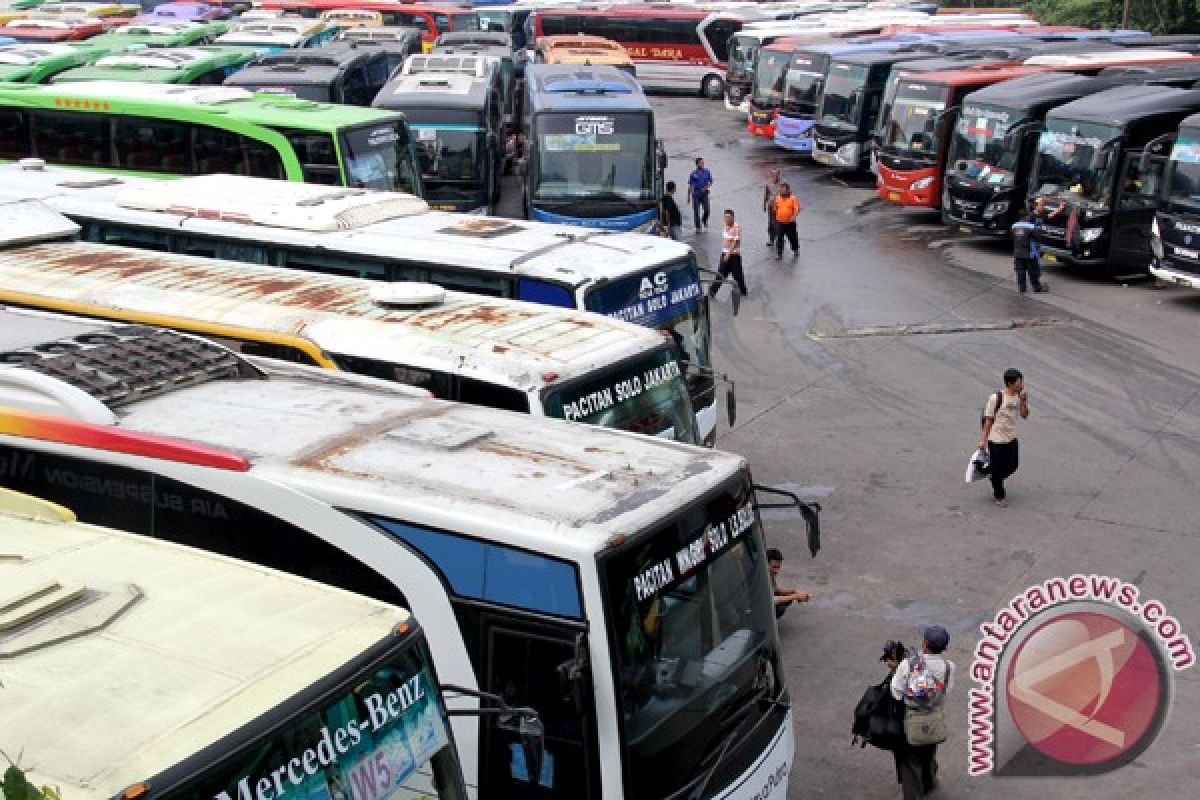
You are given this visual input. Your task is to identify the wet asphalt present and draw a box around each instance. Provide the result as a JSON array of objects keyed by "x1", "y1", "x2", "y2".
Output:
[{"x1": 501, "y1": 92, "x2": 1200, "y2": 799}]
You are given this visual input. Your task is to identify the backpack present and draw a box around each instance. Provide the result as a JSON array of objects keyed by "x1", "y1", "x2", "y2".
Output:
[
  {"x1": 902, "y1": 653, "x2": 947, "y2": 710},
  {"x1": 980, "y1": 390, "x2": 1003, "y2": 430},
  {"x1": 851, "y1": 678, "x2": 906, "y2": 751}
]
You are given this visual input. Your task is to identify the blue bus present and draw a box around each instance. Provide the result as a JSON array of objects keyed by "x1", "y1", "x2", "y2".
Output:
[{"x1": 520, "y1": 64, "x2": 664, "y2": 231}]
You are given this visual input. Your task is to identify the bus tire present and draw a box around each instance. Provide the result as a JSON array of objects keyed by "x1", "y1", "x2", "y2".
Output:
[{"x1": 701, "y1": 75, "x2": 724, "y2": 100}]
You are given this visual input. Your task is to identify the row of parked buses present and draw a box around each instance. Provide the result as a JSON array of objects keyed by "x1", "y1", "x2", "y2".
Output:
[{"x1": 0, "y1": 181, "x2": 818, "y2": 800}]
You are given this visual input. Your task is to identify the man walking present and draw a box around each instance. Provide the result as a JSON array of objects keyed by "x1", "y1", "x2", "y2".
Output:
[
  {"x1": 979, "y1": 368, "x2": 1029, "y2": 507},
  {"x1": 687, "y1": 157, "x2": 713, "y2": 231},
  {"x1": 763, "y1": 168, "x2": 783, "y2": 249},
  {"x1": 709, "y1": 209, "x2": 747, "y2": 298},
  {"x1": 772, "y1": 182, "x2": 800, "y2": 261},
  {"x1": 1011, "y1": 205, "x2": 1047, "y2": 293},
  {"x1": 660, "y1": 181, "x2": 683, "y2": 241},
  {"x1": 891, "y1": 625, "x2": 954, "y2": 800}
]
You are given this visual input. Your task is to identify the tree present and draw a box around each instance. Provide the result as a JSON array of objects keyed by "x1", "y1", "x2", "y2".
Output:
[{"x1": 1018, "y1": 0, "x2": 1200, "y2": 33}]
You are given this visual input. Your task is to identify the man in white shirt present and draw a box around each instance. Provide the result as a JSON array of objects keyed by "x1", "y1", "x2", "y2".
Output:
[{"x1": 891, "y1": 625, "x2": 954, "y2": 799}]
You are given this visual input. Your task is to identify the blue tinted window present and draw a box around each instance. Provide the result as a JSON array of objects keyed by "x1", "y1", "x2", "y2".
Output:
[
  {"x1": 372, "y1": 518, "x2": 583, "y2": 618},
  {"x1": 517, "y1": 278, "x2": 575, "y2": 308}
]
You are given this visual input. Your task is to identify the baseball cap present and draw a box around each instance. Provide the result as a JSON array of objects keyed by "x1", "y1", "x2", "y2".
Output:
[{"x1": 921, "y1": 625, "x2": 950, "y2": 651}]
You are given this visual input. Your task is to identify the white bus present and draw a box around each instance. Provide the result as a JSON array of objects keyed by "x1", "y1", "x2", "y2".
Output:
[
  {"x1": 0, "y1": 272, "x2": 817, "y2": 799},
  {"x1": 0, "y1": 229, "x2": 701, "y2": 444},
  {"x1": 0, "y1": 485, "x2": 469, "y2": 800},
  {"x1": 0, "y1": 165, "x2": 728, "y2": 445}
]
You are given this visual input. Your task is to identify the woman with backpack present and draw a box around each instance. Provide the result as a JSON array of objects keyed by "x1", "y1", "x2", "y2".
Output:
[{"x1": 891, "y1": 626, "x2": 955, "y2": 799}]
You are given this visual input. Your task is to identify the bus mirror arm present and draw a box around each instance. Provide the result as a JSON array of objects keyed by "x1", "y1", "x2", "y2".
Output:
[
  {"x1": 657, "y1": 138, "x2": 668, "y2": 169},
  {"x1": 442, "y1": 684, "x2": 546, "y2": 782},
  {"x1": 1138, "y1": 133, "x2": 1175, "y2": 174},
  {"x1": 684, "y1": 363, "x2": 737, "y2": 427},
  {"x1": 697, "y1": 266, "x2": 741, "y2": 317},
  {"x1": 1002, "y1": 120, "x2": 1042, "y2": 152},
  {"x1": 556, "y1": 632, "x2": 591, "y2": 714},
  {"x1": 753, "y1": 484, "x2": 822, "y2": 558}
]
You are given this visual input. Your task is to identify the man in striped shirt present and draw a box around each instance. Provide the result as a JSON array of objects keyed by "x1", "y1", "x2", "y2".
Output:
[{"x1": 709, "y1": 209, "x2": 747, "y2": 298}]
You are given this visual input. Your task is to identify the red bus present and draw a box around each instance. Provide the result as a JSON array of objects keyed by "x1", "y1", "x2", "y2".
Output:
[
  {"x1": 528, "y1": 5, "x2": 764, "y2": 99},
  {"x1": 0, "y1": 17, "x2": 107, "y2": 43},
  {"x1": 876, "y1": 51, "x2": 1200, "y2": 209},
  {"x1": 259, "y1": 1, "x2": 478, "y2": 50}
]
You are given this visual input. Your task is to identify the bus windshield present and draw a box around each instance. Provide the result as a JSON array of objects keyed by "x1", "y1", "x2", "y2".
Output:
[
  {"x1": 584, "y1": 257, "x2": 712, "y2": 411},
  {"x1": 340, "y1": 121, "x2": 420, "y2": 194},
  {"x1": 405, "y1": 109, "x2": 486, "y2": 204},
  {"x1": 170, "y1": 635, "x2": 467, "y2": 800},
  {"x1": 543, "y1": 345, "x2": 697, "y2": 443},
  {"x1": 818, "y1": 64, "x2": 868, "y2": 132},
  {"x1": 1165, "y1": 129, "x2": 1200, "y2": 213},
  {"x1": 1032, "y1": 120, "x2": 1121, "y2": 208},
  {"x1": 601, "y1": 478, "x2": 779, "y2": 799},
  {"x1": 727, "y1": 34, "x2": 757, "y2": 79},
  {"x1": 782, "y1": 64, "x2": 826, "y2": 117},
  {"x1": 880, "y1": 83, "x2": 950, "y2": 160},
  {"x1": 945, "y1": 103, "x2": 1021, "y2": 187},
  {"x1": 751, "y1": 48, "x2": 790, "y2": 109},
  {"x1": 533, "y1": 111, "x2": 654, "y2": 202}
]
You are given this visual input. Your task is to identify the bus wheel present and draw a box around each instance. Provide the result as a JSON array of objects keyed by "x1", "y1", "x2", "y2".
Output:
[{"x1": 701, "y1": 75, "x2": 724, "y2": 100}]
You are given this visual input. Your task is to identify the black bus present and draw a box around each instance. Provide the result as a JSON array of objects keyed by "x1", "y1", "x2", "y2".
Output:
[
  {"x1": 1152, "y1": 111, "x2": 1200, "y2": 287},
  {"x1": 222, "y1": 43, "x2": 391, "y2": 105}
]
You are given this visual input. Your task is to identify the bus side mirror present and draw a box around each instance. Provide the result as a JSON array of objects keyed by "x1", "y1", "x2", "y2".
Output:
[
  {"x1": 497, "y1": 712, "x2": 545, "y2": 787},
  {"x1": 1138, "y1": 133, "x2": 1175, "y2": 174},
  {"x1": 726, "y1": 379, "x2": 737, "y2": 428},
  {"x1": 753, "y1": 484, "x2": 823, "y2": 558},
  {"x1": 556, "y1": 632, "x2": 590, "y2": 715},
  {"x1": 657, "y1": 138, "x2": 668, "y2": 169}
]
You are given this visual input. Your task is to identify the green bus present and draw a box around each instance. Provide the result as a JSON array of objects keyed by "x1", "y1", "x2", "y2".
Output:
[
  {"x1": 50, "y1": 45, "x2": 257, "y2": 84},
  {"x1": 0, "y1": 42, "x2": 106, "y2": 82},
  {"x1": 0, "y1": 80, "x2": 424, "y2": 192},
  {"x1": 80, "y1": 19, "x2": 232, "y2": 49}
]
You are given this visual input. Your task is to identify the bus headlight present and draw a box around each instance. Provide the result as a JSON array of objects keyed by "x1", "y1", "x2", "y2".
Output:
[
  {"x1": 983, "y1": 200, "x2": 1009, "y2": 218},
  {"x1": 909, "y1": 176, "x2": 935, "y2": 191},
  {"x1": 1079, "y1": 227, "x2": 1104, "y2": 243},
  {"x1": 1151, "y1": 217, "x2": 1164, "y2": 260}
]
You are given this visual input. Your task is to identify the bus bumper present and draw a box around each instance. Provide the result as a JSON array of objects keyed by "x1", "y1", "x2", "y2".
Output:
[
  {"x1": 530, "y1": 206, "x2": 658, "y2": 232},
  {"x1": 711, "y1": 709, "x2": 793, "y2": 800},
  {"x1": 774, "y1": 118, "x2": 813, "y2": 153},
  {"x1": 1037, "y1": 245, "x2": 1106, "y2": 269},
  {"x1": 812, "y1": 139, "x2": 862, "y2": 170},
  {"x1": 1150, "y1": 261, "x2": 1200, "y2": 289},
  {"x1": 877, "y1": 168, "x2": 939, "y2": 208}
]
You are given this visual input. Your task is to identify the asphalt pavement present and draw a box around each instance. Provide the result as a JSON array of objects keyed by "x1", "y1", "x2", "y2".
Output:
[{"x1": 500, "y1": 92, "x2": 1200, "y2": 799}]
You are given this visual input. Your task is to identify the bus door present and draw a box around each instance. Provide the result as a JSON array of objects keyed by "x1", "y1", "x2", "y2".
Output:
[
  {"x1": 1112, "y1": 145, "x2": 1169, "y2": 271},
  {"x1": 477, "y1": 612, "x2": 601, "y2": 799}
]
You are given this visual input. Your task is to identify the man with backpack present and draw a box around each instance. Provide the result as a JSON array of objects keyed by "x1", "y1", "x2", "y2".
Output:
[
  {"x1": 1011, "y1": 204, "x2": 1047, "y2": 293},
  {"x1": 979, "y1": 368, "x2": 1030, "y2": 508},
  {"x1": 891, "y1": 625, "x2": 954, "y2": 799}
]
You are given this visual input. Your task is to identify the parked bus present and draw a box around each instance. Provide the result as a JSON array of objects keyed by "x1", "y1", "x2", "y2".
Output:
[
  {"x1": 1151, "y1": 112, "x2": 1200, "y2": 288},
  {"x1": 134, "y1": 1, "x2": 233, "y2": 22},
  {"x1": 0, "y1": 235, "x2": 703, "y2": 442},
  {"x1": 320, "y1": 7, "x2": 383, "y2": 29},
  {"x1": 810, "y1": 47, "x2": 937, "y2": 170},
  {"x1": 521, "y1": 64, "x2": 664, "y2": 232},
  {"x1": 81, "y1": 18, "x2": 231, "y2": 47},
  {"x1": 535, "y1": 33, "x2": 635, "y2": 76},
  {"x1": 0, "y1": 480, "x2": 469, "y2": 800},
  {"x1": 0, "y1": 166, "x2": 726, "y2": 443},
  {"x1": 528, "y1": 5, "x2": 763, "y2": 99},
  {"x1": 1029, "y1": 84, "x2": 1200, "y2": 273},
  {"x1": 50, "y1": 45, "x2": 257, "y2": 83},
  {"x1": 34, "y1": 2, "x2": 139, "y2": 25},
  {"x1": 0, "y1": 81, "x2": 422, "y2": 193},
  {"x1": 432, "y1": 31, "x2": 519, "y2": 135},
  {"x1": 375, "y1": 67, "x2": 505, "y2": 213},
  {"x1": 0, "y1": 15, "x2": 106, "y2": 42},
  {"x1": 0, "y1": 264, "x2": 810, "y2": 800},
  {"x1": 332, "y1": 23, "x2": 422, "y2": 74},
  {"x1": 214, "y1": 18, "x2": 340, "y2": 51},
  {"x1": 942, "y1": 65, "x2": 1200, "y2": 236},
  {"x1": 224, "y1": 43, "x2": 392, "y2": 104},
  {"x1": 0, "y1": 41, "x2": 106, "y2": 81},
  {"x1": 262, "y1": 1, "x2": 479, "y2": 50}
]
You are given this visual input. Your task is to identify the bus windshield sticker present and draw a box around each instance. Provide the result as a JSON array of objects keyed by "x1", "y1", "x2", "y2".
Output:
[
  {"x1": 367, "y1": 126, "x2": 400, "y2": 146},
  {"x1": 631, "y1": 498, "x2": 756, "y2": 603},
  {"x1": 215, "y1": 665, "x2": 449, "y2": 800}
]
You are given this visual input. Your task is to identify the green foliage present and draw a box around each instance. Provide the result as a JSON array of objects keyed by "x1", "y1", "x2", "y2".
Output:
[
  {"x1": 1018, "y1": 0, "x2": 1200, "y2": 33},
  {"x1": 1, "y1": 762, "x2": 60, "y2": 800}
]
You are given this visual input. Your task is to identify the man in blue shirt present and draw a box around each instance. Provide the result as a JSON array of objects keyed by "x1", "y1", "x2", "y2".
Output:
[
  {"x1": 687, "y1": 157, "x2": 713, "y2": 232},
  {"x1": 1011, "y1": 202, "x2": 1047, "y2": 293}
]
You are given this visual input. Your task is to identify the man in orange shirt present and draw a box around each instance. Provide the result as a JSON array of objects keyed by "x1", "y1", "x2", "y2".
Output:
[{"x1": 772, "y1": 182, "x2": 801, "y2": 261}]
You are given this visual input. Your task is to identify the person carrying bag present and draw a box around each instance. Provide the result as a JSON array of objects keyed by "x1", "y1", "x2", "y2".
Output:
[{"x1": 890, "y1": 626, "x2": 954, "y2": 799}]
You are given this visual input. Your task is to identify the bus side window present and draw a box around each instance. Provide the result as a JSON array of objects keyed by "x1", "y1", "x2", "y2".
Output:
[
  {"x1": 209, "y1": 335, "x2": 324, "y2": 366},
  {"x1": 175, "y1": 235, "x2": 270, "y2": 265},
  {"x1": 0, "y1": 110, "x2": 29, "y2": 160},
  {"x1": 193, "y1": 67, "x2": 228, "y2": 86},
  {"x1": 193, "y1": 125, "x2": 244, "y2": 174},
  {"x1": 341, "y1": 65, "x2": 372, "y2": 106},
  {"x1": 332, "y1": 353, "x2": 454, "y2": 398},
  {"x1": 436, "y1": 271, "x2": 512, "y2": 297},
  {"x1": 516, "y1": 278, "x2": 574, "y2": 308},
  {"x1": 282, "y1": 249, "x2": 387, "y2": 279},
  {"x1": 95, "y1": 223, "x2": 171, "y2": 252},
  {"x1": 30, "y1": 110, "x2": 112, "y2": 167},
  {"x1": 275, "y1": 129, "x2": 341, "y2": 185},
  {"x1": 0, "y1": 446, "x2": 409, "y2": 609},
  {"x1": 457, "y1": 376, "x2": 531, "y2": 413},
  {"x1": 242, "y1": 135, "x2": 286, "y2": 181},
  {"x1": 115, "y1": 117, "x2": 189, "y2": 175}
]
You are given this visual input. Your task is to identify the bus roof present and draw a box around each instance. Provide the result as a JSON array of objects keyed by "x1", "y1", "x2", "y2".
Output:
[
  {"x1": 0, "y1": 484, "x2": 411, "y2": 800},
  {"x1": 525, "y1": 64, "x2": 647, "y2": 111},
  {"x1": 0, "y1": 238, "x2": 670, "y2": 392},
  {"x1": 1024, "y1": 49, "x2": 1195, "y2": 66},
  {"x1": 50, "y1": 46, "x2": 254, "y2": 80},
  {"x1": 1045, "y1": 84, "x2": 1200, "y2": 126},
  {"x1": 0, "y1": 41, "x2": 82, "y2": 63},
  {"x1": 0, "y1": 79, "x2": 405, "y2": 130},
  {"x1": 377, "y1": 70, "x2": 491, "y2": 110},
  {"x1": 0, "y1": 302, "x2": 745, "y2": 555},
  {"x1": 960, "y1": 71, "x2": 1149, "y2": 113},
  {"x1": 893, "y1": 64, "x2": 1042, "y2": 89},
  {"x1": 535, "y1": 5, "x2": 765, "y2": 21}
]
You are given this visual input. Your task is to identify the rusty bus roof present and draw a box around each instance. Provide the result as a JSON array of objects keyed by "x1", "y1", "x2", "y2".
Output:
[
  {"x1": 0, "y1": 308, "x2": 744, "y2": 555},
  {"x1": 0, "y1": 166, "x2": 696, "y2": 290},
  {"x1": 0, "y1": 239, "x2": 671, "y2": 392}
]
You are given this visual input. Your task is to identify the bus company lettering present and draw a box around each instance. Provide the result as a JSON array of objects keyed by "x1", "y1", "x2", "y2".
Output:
[
  {"x1": 215, "y1": 674, "x2": 426, "y2": 800},
  {"x1": 963, "y1": 105, "x2": 1010, "y2": 123},
  {"x1": 633, "y1": 501, "x2": 756, "y2": 601},
  {"x1": 562, "y1": 360, "x2": 682, "y2": 421},
  {"x1": 608, "y1": 278, "x2": 702, "y2": 325},
  {"x1": 575, "y1": 115, "x2": 614, "y2": 135}
]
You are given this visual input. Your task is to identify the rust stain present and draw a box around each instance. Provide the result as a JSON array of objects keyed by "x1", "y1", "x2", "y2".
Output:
[{"x1": 478, "y1": 439, "x2": 601, "y2": 476}]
